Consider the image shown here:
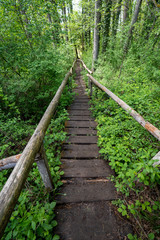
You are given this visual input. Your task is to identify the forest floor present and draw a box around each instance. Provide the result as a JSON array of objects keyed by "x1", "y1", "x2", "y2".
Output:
[{"x1": 54, "y1": 61, "x2": 133, "y2": 240}]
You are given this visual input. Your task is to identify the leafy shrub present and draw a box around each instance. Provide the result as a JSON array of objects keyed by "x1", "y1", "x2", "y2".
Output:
[{"x1": 82, "y1": 49, "x2": 160, "y2": 238}]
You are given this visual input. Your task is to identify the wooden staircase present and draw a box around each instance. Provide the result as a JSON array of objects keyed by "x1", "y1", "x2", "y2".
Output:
[{"x1": 54, "y1": 61, "x2": 132, "y2": 240}]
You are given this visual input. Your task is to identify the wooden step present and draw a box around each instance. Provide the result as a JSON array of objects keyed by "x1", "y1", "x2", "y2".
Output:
[
  {"x1": 62, "y1": 144, "x2": 99, "y2": 159},
  {"x1": 69, "y1": 115, "x2": 94, "y2": 121},
  {"x1": 56, "y1": 180, "x2": 117, "y2": 204},
  {"x1": 66, "y1": 121, "x2": 97, "y2": 128},
  {"x1": 61, "y1": 159, "x2": 113, "y2": 178},
  {"x1": 55, "y1": 202, "x2": 132, "y2": 240},
  {"x1": 65, "y1": 136, "x2": 98, "y2": 144},
  {"x1": 66, "y1": 128, "x2": 97, "y2": 135},
  {"x1": 68, "y1": 110, "x2": 91, "y2": 116}
]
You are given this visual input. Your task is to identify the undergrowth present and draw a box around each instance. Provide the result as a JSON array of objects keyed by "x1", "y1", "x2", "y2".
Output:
[
  {"x1": 0, "y1": 84, "x2": 75, "y2": 239},
  {"x1": 82, "y1": 49, "x2": 160, "y2": 240}
]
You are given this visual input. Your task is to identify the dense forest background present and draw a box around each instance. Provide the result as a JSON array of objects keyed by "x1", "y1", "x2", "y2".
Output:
[{"x1": 0, "y1": 0, "x2": 160, "y2": 239}]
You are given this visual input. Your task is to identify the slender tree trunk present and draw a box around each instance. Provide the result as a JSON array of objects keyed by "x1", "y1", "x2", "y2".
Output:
[
  {"x1": 123, "y1": 0, "x2": 129, "y2": 23},
  {"x1": 63, "y1": 3, "x2": 68, "y2": 42},
  {"x1": 87, "y1": 0, "x2": 92, "y2": 47},
  {"x1": 70, "y1": 1, "x2": 73, "y2": 13},
  {"x1": 82, "y1": 6, "x2": 85, "y2": 51},
  {"x1": 92, "y1": 0, "x2": 102, "y2": 70},
  {"x1": 102, "y1": 0, "x2": 112, "y2": 52},
  {"x1": 123, "y1": 0, "x2": 142, "y2": 54},
  {"x1": 112, "y1": 0, "x2": 122, "y2": 37}
]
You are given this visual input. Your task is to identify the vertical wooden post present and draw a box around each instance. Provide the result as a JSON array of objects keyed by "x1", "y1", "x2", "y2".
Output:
[
  {"x1": 35, "y1": 144, "x2": 54, "y2": 192},
  {"x1": 88, "y1": 77, "x2": 92, "y2": 97},
  {"x1": 94, "y1": 87, "x2": 98, "y2": 99}
]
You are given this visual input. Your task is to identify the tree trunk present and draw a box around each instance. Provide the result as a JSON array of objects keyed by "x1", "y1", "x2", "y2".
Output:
[
  {"x1": 123, "y1": 0, "x2": 142, "y2": 54},
  {"x1": 63, "y1": 3, "x2": 68, "y2": 42},
  {"x1": 92, "y1": 0, "x2": 102, "y2": 70},
  {"x1": 112, "y1": 0, "x2": 122, "y2": 37},
  {"x1": 123, "y1": 0, "x2": 129, "y2": 23},
  {"x1": 70, "y1": 1, "x2": 73, "y2": 14},
  {"x1": 82, "y1": 6, "x2": 85, "y2": 51},
  {"x1": 102, "y1": 0, "x2": 112, "y2": 52}
]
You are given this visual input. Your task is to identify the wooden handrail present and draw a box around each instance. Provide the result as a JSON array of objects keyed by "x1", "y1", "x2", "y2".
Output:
[
  {"x1": 87, "y1": 73, "x2": 160, "y2": 166},
  {"x1": 79, "y1": 59, "x2": 160, "y2": 165},
  {"x1": 79, "y1": 59, "x2": 93, "y2": 74},
  {"x1": 87, "y1": 74, "x2": 160, "y2": 141},
  {"x1": 0, "y1": 59, "x2": 76, "y2": 237}
]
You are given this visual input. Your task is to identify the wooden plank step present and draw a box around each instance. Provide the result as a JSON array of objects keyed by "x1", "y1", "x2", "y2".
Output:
[
  {"x1": 70, "y1": 103, "x2": 90, "y2": 107},
  {"x1": 56, "y1": 181, "x2": 117, "y2": 204},
  {"x1": 66, "y1": 128, "x2": 97, "y2": 135},
  {"x1": 73, "y1": 101, "x2": 89, "y2": 104},
  {"x1": 65, "y1": 136, "x2": 98, "y2": 144},
  {"x1": 69, "y1": 116, "x2": 94, "y2": 121},
  {"x1": 55, "y1": 202, "x2": 132, "y2": 240},
  {"x1": 61, "y1": 159, "x2": 113, "y2": 178},
  {"x1": 62, "y1": 144, "x2": 99, "y2": 159},
  {"x1": 66, "y1": 121, "x2": 97, "y2": 128},
  {"x1": 68, "y1": 110, "x2": 91, "y2": 116},
  {"x1": 69, "y1": 106, "x2": 90, "y2": 110},
  {"x1": 74, "y1": 96, "x2": 88, "y2": 99}
]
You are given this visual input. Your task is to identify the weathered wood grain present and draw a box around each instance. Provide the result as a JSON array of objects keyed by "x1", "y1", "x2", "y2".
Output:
[
  {"x1": 35, "y1": 145, "x2": 54, "y2": 192},
  {"x1": 152, "y1": 151, "x2": 160, "y2": 167}
]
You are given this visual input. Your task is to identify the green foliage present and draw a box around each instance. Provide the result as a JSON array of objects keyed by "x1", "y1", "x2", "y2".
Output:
[
  {"x1": 82, "y1": 37, "x2": 160, "y2": 237},
  {"x1": 0, "y1": 0, "x2": 75, "y2": 121},
  {"x1": 1, "y1": 99, "x2": 72, "y2": 239},
  {"x1": 4, "y1": 194, "x2": 57, "y2": 240}
]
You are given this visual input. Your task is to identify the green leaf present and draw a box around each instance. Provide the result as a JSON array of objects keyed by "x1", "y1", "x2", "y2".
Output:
[
  {"x1": 127, "y1": 233, "x2": 133, "y2": 240},
  {"x1": 50, "y1": 202, "x2": 56, "y2": 209},
  {"x1": 147, "y1": 206, "x2": 152, "y2": 213},
  {"x1": 148, "y1": 233, "x2": 155, "y2": 240},
  {"x1": 5, "y1": 231, "x2": 12, "y2": 240},
  {"x1": 53, "y1": 235, "x2": 60, "y2": 240},
  {"x1": 32, "y1": 221, "x2": 36, "y2": 231},
  {"x1": 52, "y1": 220, "x2": 57, "y2": 227},
  {"x1": 118, "y1": 208, "x2": 122, "y2": 213},
  {"x1": 152, "y1": 204, "x2": 158, "y2": 210}
]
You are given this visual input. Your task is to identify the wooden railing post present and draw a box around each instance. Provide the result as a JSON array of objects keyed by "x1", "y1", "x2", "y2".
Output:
[{"x1": 35, "y1": 144, "x2": 54, "y2": 192}]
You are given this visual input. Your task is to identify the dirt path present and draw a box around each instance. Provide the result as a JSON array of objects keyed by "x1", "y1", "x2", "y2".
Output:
[{"x1": 54, "y1": 61, "x2": 133, "y2": 239}]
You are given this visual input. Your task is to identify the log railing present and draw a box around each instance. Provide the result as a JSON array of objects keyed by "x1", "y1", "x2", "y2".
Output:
[
  {"x1": 80, "y1": 59, "x2": 160, "y2": 165},
  {"x1": 0, "y1": 59, "x2": 76, "y2": 237}
]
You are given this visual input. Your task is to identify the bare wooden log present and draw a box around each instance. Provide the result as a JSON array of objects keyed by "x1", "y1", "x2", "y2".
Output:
[
  {"x1": 35, "y1": 145, "x2": 53, "y2": 192},
  {"x1": 0, "y1": 60, "x2": 76, "y2": 238},
  {"x1": 0, "y1": 146, "x2": 54, "y2": 191},
  {"x1": 87, "y1": 74, "x2": 160, "y2": 141},
  {"x1": 152, "y1": 151, "x2": 160, "y2": 167},
  {"x1": 0, "y1": 154, "x2": 21, "y2": 171},
  {"x1": 79, "y1": 59, "x2": 93, "y2": 74}
]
